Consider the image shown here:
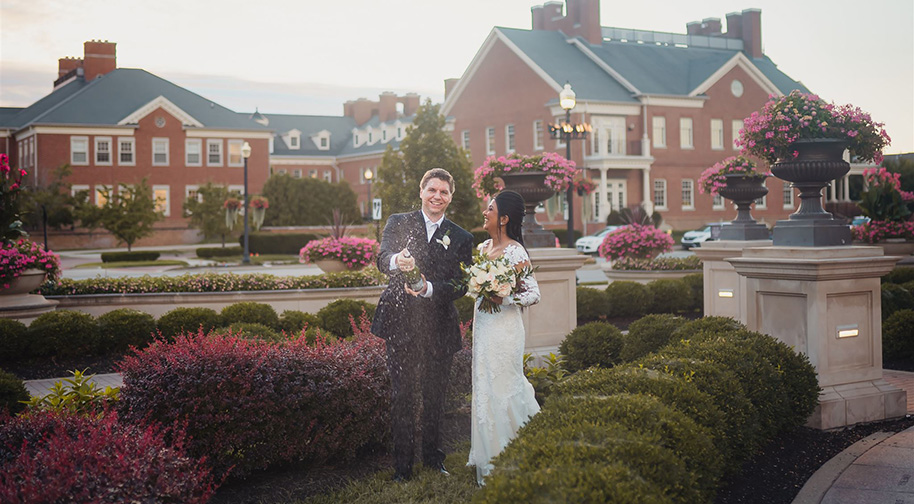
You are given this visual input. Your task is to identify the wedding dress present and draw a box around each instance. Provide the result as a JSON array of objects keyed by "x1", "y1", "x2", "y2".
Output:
[{"x1": 467, "y1": 241, "x2": 541, "y2": 486}]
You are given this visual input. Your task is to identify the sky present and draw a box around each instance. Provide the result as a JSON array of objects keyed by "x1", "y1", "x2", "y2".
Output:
[{"x1": 1, "y1": 0, "x2": 912, "y2": 154}]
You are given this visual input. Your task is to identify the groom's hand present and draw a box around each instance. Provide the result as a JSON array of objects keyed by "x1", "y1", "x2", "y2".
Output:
[
  {"x1": 396, "y1": 248, "x2": 415, "y2": 272},
  {"x1": 405, "y1": 274, "x2": 428, "y2": 297}
]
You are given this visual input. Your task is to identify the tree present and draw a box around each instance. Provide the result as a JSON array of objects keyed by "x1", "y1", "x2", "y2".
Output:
[
  {"x1": 883, "y1": 156, "x2": 914, "y2": 193},
  {"x1": 261, "y1": 175, "x2": 360, "y2": 226},
  {"x1": 182, "y1": 182, "x2": 236, "y2": 246},
  {"x1": 76, "y1": 178, "x2": 163, "y2": 251},
  {"x1": 376, "y1": 99, "x2": 482, "y2": 231},
  {"x1": 20, "y1": 164, "x2": 79, "y2": 231}
]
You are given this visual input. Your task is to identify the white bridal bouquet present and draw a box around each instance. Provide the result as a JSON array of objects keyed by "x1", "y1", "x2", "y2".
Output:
[{"x1": 460, "y1": 248, "x2": 534, "y2": 314}]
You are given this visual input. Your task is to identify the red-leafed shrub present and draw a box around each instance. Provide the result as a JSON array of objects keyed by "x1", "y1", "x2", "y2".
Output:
[
  {"x1": 117, "y1": 328, "x2": 391, "y2": 478},
  {"x1": 0, "y1": 411, "x2": 215, "y2": 503}
]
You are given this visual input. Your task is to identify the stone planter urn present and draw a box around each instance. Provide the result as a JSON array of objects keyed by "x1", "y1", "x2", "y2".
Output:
[
  {"x1": 2, "y1": 268, "x2": 47, "y2": 296},
  {"x1": 314, "y1": 259, "x2": 355, "y2": 273},
  {"x1": 770, "y1": 138, "x2": 852, "y2": 246},
  {"x1": 0, "y1": 268, "x2": 58, "y2": 322},
  {"x1": 501, "y1": 171, "x2": 558, "y2": 248},
  {"x1": 717, "y1": 173, "x2": 771, "y2": 241}
]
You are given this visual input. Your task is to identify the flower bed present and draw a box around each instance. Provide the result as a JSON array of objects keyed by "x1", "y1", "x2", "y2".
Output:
[
  {"x1": 737, "y1": 90, "x2": 890, "y2": 164},
  {"x1": 472, "y1": 152, "x2": 578, "y2": 198},
  {"x1": 611, "y1": 255, "x2": 702, "y2": 271},
  {"x1": 598, "y1": 224, "x2": 674, "y2": 261},
  {"x1": 40, "y1": 269, "x2": 384, "y2": 296},
  {"x1": 299, "y1": 236, "x2": 379, "y2": 270}
]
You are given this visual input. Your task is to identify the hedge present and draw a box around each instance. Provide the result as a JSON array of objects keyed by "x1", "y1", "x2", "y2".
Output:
[
  {"x1": 604, "y1": 281, "x2": 652, "y2": 318},
  {"x1": 558, "y1": 322, "x2": 625, "y2": 373},
  {"x1": 100, "y1": 251, "x2": 160, "y2": 263},
  {"x1": 883, "y1": 309, "x2": 914, "y2": 362},
  {"x1": 239, "y1": 232, "x2": 321, "y2": 255},
  {"x1": 196, "y1": 246, "x2": 243, "y2": 258}
]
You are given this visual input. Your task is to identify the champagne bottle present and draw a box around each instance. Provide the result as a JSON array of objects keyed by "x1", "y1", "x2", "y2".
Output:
[{"x1": 400, "y1": 250, "x2": 426, "y2": 292}]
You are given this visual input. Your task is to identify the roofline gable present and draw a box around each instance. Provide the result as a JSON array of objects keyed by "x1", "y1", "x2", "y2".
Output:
[
  {"x1": 688, "y1": 52, "x2": 781, "y2": 98},
  {"x1": 442, "y1": 28, "x2": 562, "y2": 117},
  {"x1": 118, "y1": 95, "x2": 204, "y2": 127},
  {"x1": 568, "y1": 38, "x2": 641, "y2": 95}
]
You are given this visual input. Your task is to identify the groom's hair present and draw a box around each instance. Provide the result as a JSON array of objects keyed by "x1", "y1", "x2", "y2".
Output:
[{"x1": 419, "y1": 168, "x2": 455, "y2": 193}]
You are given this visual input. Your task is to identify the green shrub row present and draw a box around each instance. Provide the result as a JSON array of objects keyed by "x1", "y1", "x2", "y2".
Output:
[
  {"x1": 196, "y1": 246, "x2": 243, "y2": 258},
  {"x1": 0, "y1": 300, "x2": 377, "y2": 362},
  {"x1": 576, "y1": 274, "x2": 703, "y2": 324},
  {"x1": 100, "y1": 251, "x2": 160, "y2": 263},
  {"x1": 41, "y1": 269, "x2": 385, "y2": 296},
  {"x1": 882, "y1": 282, "x2": 914, "y2": 320},
  {"x1": 882, "y1": 266, "x2": 914, "y2": 286},
  {"x1": 479, "y1": 316, "x2": 820, "y2": 502},
  {"x1": 238, "y1": 232, "x2": 321, "y2": 255}
]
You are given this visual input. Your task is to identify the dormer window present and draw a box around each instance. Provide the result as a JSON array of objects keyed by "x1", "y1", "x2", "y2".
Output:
[
  {"x1": 282, "y1": 129, "x2": 302, "y2": 150},
  {"x1": 368, "y1": 131, "x2": 373, "y2": 143},
  {"x1": 321, "y1": 138, "x2": 328, "y2": 148},
  {"x1": 382, "y1": 130, "x2": 388, "y2": 141},
  {"x1": 290, "y1": 136, "x2": 299, "y2": 148},
  {"x1": 354, "y1": 133, "x2": 360, "y2": 147},
  {"x1": 310, "y1": 130, "x2": 331, "y2": 151}
]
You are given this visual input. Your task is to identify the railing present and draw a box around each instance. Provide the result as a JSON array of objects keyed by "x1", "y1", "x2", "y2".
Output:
[{"x1": 601, "y1": 27, "x2": 744, "y2": 51}]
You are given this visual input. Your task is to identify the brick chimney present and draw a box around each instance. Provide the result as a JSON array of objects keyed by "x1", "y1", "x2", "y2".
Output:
[
  {"x1": 530, "y1": 0, "x2": 602, "y2": 45},
  {"x1": 689, "y1": 9, "x2": 762, "y2": 58},
  {"x1": 400, "y1": 93, "x2": 420, "y2": 117},
  {"x1": 57, "y1": 57, "x2": 82, "y2": 80},
  {"x1": 343, "y1": 98, "x2": 376, "y2": 126},
  {"x1": 83, "y1": 40, "x2": 116, "y2": 81},
  {"x1": 378, "y1": 92, "x2": 398, "y2": 122},
  {"x1": 725, "y1": 12, "x2": 743, "y2": 39},
  {"x1": 740, "y1": 9, "x2": 762, "y2": 58}
]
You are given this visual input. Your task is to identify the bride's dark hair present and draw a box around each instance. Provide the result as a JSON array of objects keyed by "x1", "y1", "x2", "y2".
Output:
[{"x1": 494, "y1": 190, "x2": 526, "y2": 247}]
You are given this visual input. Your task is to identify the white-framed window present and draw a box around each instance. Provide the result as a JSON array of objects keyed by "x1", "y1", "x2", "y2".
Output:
[
  {"x1": 185, "y1": 185, "x2": 202, "y2": 203},
  {"x1": 486, "y1": 127, "x2": 495, "y2": 155},
  {"x1": 681, "y1": 179, "x2": 695, "y2": 209},
  {"x1": 732, "y1": 119, "x2": 744, "y2": 150},
  {"x1": 555, "y1": 117, "x2": 566, "y2": 149},
  {"x1": 320, "y1": 136, "x2": 329, "y2": 149},
  {"x1": 353, "y1": 133, "x2": 360, "y2": 147},
  {"x1": 94, "y1": 185, "x2": 110, "y2": 207},
  {"x1": 505, "y1": 124, "x2": 515, "y2": 153},
  {"x1": 783, "y1": 184, "x2": 795, "y2": 209},
  {"x1": 368, "y1": 131, "x2": 374, "y2": 144},
  {"x1": 207, "y1": 139, "x2": 223, "y2": 166},
  {"x1": 712, "y1": 193, "x2": 725, "y2": 210},
  {"x1": 228, "y1": 185, "x2": 244, "y2": 197},
  {"x1": 382, "y1": 130, "x2": 388, "y2": 142},
  {"x1": 397, "y1": 127, "x2": 402, "y2": 139},
  {"x1": 118, "y1": 137, "x2": 135, "y2": 165},
  {"x1": 533, "y1": 120, "x2": 544, "y2": 151},
  {"x1": 276, "y1": 168, "x2": 287, "y2": 175},
  {"x1": 462, "y1": 130, "x2": 470, "y2": 150},
  {"x1": 592, "y1": 116, "x2": 626, "y2": 155},
  {"x1": 290, "y1": 135, "x2": 299, "y2": 149},
  {"x1": 755, "y1": 194, "x2": 767, "y2": 209},
  {"x1": 679, "y1": 118, "x2": 693, "y2": 149},
  {"x1": 711, "y1": 119, "x2": 724, "y2": 150},
  {"x1": 323, "y1": 170, "x2": 332, "y2": 182},
  {"x1": 71, "y1": 136, "x2": 89, "y2": 165},
  {"x1": 70, "y1": 184, "x2": 89, "y2": 200},
  {"x1": 185, "y1": 139, "x2": 202, "y2": 166},
  {"x1": 293, "y1": 169, "x2": 302, "y2": 179},
  {"x1": 653, "y1": 179, "x2": 668, "y2": 210},
  {"x1": 95, "y1": 137, "x2": 112, "y2": 165},
  {"x1": 227, "y1": 139, "x2": 243, "y2": 167},
  {"x1": 309, "y1": 169, "x2": 318, "y2": 179},
  {"x1": 152, "y1": 185, "x2": 170, "y2": 216},
  {"x1": 652, "y1": 116, "x2": 666, "y2": 148},
  {"x1": 152, "y1": 138, "x2": 169, "y2": 166}
]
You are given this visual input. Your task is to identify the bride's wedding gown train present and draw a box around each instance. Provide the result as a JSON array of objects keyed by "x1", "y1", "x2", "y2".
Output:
[{"x1": 467, "y1": 242, "x2": 541, "y2": 486}]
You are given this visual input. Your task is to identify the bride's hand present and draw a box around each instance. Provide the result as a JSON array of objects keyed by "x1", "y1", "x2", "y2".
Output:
[{"x1": 487, "y1": 295, "x2": 504, "y2": 305}]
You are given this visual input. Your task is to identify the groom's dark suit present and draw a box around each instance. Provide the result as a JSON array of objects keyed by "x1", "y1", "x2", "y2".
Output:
[{"x1": 371, "y1": 210, "x2": 473, "y2": 477}]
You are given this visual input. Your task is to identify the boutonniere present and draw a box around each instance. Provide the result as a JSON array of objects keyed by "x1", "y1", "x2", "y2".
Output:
[{"x1": 436, "y1": 230, "x2": 451, "y2": 250}]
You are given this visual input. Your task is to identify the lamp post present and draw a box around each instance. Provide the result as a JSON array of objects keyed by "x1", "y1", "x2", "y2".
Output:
[
  {"x1": 241, "y1": 141, "x2": 252, "y2": 265},
  {"x1": 364, "y1": 168, "x2": 376, "y2": 237},
  {"x1": 549, "y1": 82, "x2": 591, "y2": 248}
]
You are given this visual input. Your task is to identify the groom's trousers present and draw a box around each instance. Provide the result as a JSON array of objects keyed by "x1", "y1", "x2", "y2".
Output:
[{"x1": 386, "y1": 336, "x2": 454, "y2": 476}]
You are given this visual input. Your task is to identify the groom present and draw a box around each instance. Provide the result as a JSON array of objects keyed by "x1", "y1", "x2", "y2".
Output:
[{"x1": 371, "y1": 168, "x2": 473, "y2": 482}]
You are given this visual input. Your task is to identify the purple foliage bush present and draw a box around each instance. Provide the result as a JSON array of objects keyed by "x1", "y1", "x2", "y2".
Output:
[
  {"x1": 117, "y1": 328, "x2": 391, "y2": 478},
  {"x1": 0, "y1": 411, "x2": 215, "y2": 503}
]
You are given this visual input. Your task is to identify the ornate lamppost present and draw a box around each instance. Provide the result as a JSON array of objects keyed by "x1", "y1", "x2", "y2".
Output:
[
  {"x1": 241, "y1": 141, "x2": 252, "y2": 264},
  {"x1": 364, "y1": 168, "x2": 378, "y2": 238},
  {"x1": 549, "y1": 82, "x2": 591, "y2": 248}
]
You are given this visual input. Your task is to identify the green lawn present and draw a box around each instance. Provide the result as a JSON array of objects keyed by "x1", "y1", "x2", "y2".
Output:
[{"x1": 73, "y1": 260, "x2": 190, "y2": 269}]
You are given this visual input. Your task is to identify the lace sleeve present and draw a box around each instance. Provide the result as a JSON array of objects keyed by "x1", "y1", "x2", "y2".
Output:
[{"x1": 502, "y1": 245, "x2": 540, "y2": 307}]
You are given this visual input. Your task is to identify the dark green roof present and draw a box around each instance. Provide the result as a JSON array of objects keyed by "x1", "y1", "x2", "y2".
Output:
[{"x1": 260, "y1": 112, "x2": 413, "y2": 158}]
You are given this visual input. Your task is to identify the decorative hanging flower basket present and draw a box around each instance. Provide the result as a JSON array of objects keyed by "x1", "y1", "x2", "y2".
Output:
[
  {"x1": 251, "y1": 196, "x2": 269, "y2": 231},
  {"x1": 224, "y1": 198, "x2": 242, "y2": 231}
]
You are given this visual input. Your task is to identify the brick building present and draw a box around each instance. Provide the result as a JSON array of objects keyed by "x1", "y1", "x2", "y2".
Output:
[
  {"x1": 0, "y1": 41, "x2": 416, "y2": 245},
  {"x1": 442, "y1": 0, "x2": 863, "y2": 232}
]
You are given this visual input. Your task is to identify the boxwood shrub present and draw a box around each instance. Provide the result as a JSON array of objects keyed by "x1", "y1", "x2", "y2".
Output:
[
  {"x1": 576, "y1": 286, "x2": 610, "y2": 324},
  {"x1": 100, "y1": 251, "x2": 160, "y2": 263},
  {"x1": 156, "y1": 307, "x2": 222, "y2": 339},
  {"x1": 221, "y1": 301, "x2": 280, "y2": 330},
  {"x1": 883, "y1": 266, "x2": 914, "y2": 285},
  {"x1": 0, "y1": 368, "x2": 29, "y2": 416},
  {"x1": 96, "y1": 308, "x2": 157, "y2": 353},
  {"x1": 647, "y1": 279, "x2": 691, "y2": 314},
  {"x1": 0, "y1": 319, "x2": 28, "y2": 361},
  {"x1": 680, "y1": 272, "x2": 704, "y2": 312},
  {"x1": 223, "y1": 323, "x2": 283, "y2": 343},
  {"x1": 882, "y1": 283, "x2": 914, "y2": 319},
  {"x1": 27, "y1": 310, "x2": 98, "y2": 357},
  {"x1": 117, "y1": 331, "x2": 391, "y2": 478},
  {"x1": 558, "y1": 322, "x2": 625, "y2": 373},
  {"x1": 455, "y1": 295, "x2": 476, "y2": 324},
  {"x1": 883, "y1": 309, "x2": 914, "y2": 362},
  {"x1": 604, "y1": 281, "x2": 652, "y2": 318},
  {"x1": 241, "y1": 232, "x2": 320, "y2": 254},
  {"x1": 620, "y1": 313, "x2": 685, "y2": 362},
  {"x1": 317, "y1": 299, "x2": 376, "y2": 338},
  {"x1": 279, "y1": 310, "x2": 321, "y2": 335},
  {"x1": 0, "y1": 411, "x2": 215, "y2": 503},
  {"x1": 196, "y1": 246, "x2": 243, "y2": 258}
]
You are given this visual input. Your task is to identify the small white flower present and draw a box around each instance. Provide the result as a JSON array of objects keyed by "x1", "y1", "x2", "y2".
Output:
[{"x1": 436, "y1": 235, "x2": 451, "y2": 250}]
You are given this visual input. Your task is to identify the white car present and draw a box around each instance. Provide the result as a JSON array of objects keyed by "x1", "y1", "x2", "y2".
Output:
[
  {"x1": 680, "y1": 223, "x2": 724, "y2": 250},
  {"x1": 575, "y1": 226, "x2": 620, "y2": 254}
]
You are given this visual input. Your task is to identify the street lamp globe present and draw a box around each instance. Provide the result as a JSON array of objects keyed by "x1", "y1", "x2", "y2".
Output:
[
  {"x1": 559, "y1": 83, "x2": 576, "y2": 111},
  {"x1": 241, "y1": 141, "x2": 252, "y2": 159},
  {"x1": 364, "y1": 168, "x2": 373, "y2": 181}
]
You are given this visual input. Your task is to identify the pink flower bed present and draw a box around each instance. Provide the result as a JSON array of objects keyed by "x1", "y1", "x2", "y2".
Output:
[
  {"x1": 598, "y1": 224, "x2": 674, "y2": 261},
  {"x1": 299, "y1": 236, "x2": 379, "y2": 269}
]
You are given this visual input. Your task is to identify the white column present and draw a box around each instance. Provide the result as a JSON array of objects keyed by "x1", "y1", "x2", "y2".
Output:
[
  {"x1": 642, "y1": 167, "x2": 654, "y2": 214},
  {"x1": 599, "y1": 167, "x2": 610, "y2": 220}
]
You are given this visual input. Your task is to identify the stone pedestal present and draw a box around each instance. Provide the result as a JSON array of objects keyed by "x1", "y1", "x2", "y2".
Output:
[
  {"x1": 728, "y1": 246, "x2": 907, "y2": 430},
  {"x1": 693, "y1": 240, "x2": 771, "y2": 320},
  {"x1": 0, "y1": 294, "x2": 59, "y2": 324},
  {"x1": 523, "y1": 248, "x2": 587, "y2": 362}
]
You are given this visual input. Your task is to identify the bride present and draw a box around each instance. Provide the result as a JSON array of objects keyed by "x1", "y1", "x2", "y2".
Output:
[{"x1": 467, "y1": 190, "x2": 541, "y2": 486}]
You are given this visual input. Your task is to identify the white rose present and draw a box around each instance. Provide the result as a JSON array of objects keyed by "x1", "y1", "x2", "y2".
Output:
[{"x1": 496, "y1": 282, "x2": 512, "y2": 297}]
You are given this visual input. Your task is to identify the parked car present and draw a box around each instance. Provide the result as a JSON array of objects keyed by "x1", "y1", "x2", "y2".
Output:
[
  {"x1": 575, "y1": 226, "x2": 621, "y2": 254},
  {"x1": 849, "y1": 215, "x2": 871, "y2": 228},
  {"x1": 681, "y1": 223, "x2": 725, "y2": 250}
]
